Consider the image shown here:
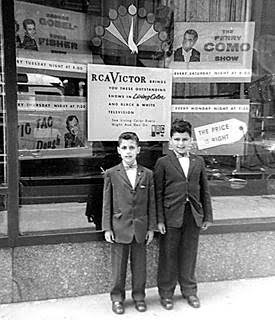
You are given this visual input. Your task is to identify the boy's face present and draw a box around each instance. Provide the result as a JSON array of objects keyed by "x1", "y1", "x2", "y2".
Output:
[
  {"x1": 117, "y1": 139, "x2": 140, "y2": 165},
  {"x1": 170, "y1": 131, "x2": 192, "y2": 155}
]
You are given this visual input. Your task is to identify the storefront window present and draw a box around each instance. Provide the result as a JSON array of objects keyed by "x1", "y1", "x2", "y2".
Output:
[
  {"x1": 170, "y1": 0, "x2": 275, "y2": 221},
  {"x1": 16, "y1": 0, "x2": 275, "y2": 234},
  {"x1": 0, "y1": 0, "x2": 8, "y2": 236},
  {"x1": 15, "y1": 0, "x2": 161, "y2": 233}
]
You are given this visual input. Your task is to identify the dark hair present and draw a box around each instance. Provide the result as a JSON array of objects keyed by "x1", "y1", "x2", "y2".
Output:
[
  {"x1": 184, "y1": 29, "x2": 198, "y2": 41},
  {"x1": 66, "y1": 115, "x2": 79, "y2": 128},
  {"x1": 118, "y1": 132, "x2": 139, "y2": 146},
  {"x1": 23, "y1": 19, "x2": 36, "y2": 30},
  {"x1": 170, "y1": 119, "x2": 192, "y2": 137}
]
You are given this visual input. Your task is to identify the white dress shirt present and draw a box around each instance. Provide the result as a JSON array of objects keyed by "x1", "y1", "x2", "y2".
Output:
[
  {"x1": 178, "y1": 156, "x2": 190, "y2": 178},
  {"x1": 123, "y1": 161, "x2": 137, "y2": 189},
  {"x1": 182, "y1": 48, "x2": 192, "y2": 62}
]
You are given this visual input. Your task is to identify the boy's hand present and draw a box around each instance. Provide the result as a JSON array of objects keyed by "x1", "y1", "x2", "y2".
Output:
[
  {"x1": 158, "y1": 222, "x2": 166, "y2": 234},
  {"x1": 104, "y1": 230, "x2": 115, "y2": 243},
  {"x1": 145, "y1": 230, "x2": 154, "y2": 245},
  {"x1": 201, "y1": 221, "x2": 213, "y2": 231}
]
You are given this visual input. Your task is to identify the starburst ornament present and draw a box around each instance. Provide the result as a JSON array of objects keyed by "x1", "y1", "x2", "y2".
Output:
[{"x1": 91, "y1": 3, "x2": 171, "y2": 57}]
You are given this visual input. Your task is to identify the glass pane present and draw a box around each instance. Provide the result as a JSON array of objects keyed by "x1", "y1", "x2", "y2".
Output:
[
  {"x1": 16, "y1": 0, "x2": 275, "y2": 233},
  {"x1": 16, "y1": 0, "x2": 165, "y2": 234},
  {"x1": 170, "y1": 0, "x2": 275, "y2": 220},
  {"x1": 0, "y1": 0, "x2": 8, "y2": 236},
  {"x1": 16, "y1": 0, "x2": 95, "y2": 233}
]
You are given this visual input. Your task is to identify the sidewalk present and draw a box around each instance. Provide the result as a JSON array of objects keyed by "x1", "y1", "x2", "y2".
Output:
[{"x1": 0, "y1": 276, "x2": 274, "y2": 320}]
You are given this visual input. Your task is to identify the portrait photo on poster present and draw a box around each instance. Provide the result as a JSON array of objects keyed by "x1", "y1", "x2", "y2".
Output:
[{"x1": 173, "y1": 29, "x2": 200, "y2": 62}]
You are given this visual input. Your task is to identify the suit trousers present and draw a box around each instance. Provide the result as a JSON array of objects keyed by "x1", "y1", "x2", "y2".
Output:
[
  {"x1": 110, "y1": 239, "x2": 146, "y2": 302},
  {"x1": 158, "y1": 202, "x2": 200, "y2": 299}
]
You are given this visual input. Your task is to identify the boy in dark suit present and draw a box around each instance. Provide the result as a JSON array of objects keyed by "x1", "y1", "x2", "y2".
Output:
[
  {"x1": 102, "y1": 132, "x2": 156, "y2": 314},
  {"x1": 154, "y1": 119, "x2": 213, "y2": 310}
]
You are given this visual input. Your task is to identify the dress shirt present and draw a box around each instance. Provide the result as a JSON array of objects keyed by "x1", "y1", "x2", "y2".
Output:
[
  {"x1": 182, "y1": 48, "x2": 192, "y2": 62},
  {"x1": 178, "y1": 156, "x2": 190, "y2": 178},
  {"x1": 174, "y1": 151, "x2": 190, "y2": 177},
  {"x1": 123, "y1": 161, "x2": 137, "y2": 189}
]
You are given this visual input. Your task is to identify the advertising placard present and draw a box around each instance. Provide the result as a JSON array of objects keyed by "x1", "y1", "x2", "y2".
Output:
[
  {"x1": 172, "y1": 99, "x2": 250, "y2": 155},
  {"x1": 15, "y1": 1, "x2": 93, "y2": 70},
  {"x1": 167, "y1": 22, "x2": 255, "y2": 83},
  {"x1": 18, "y1": 95, "x2": 87, "y2": 151},
  {"x1": 16, "y1": 57, "x2": 87, "y2": 74},
  {"x1": 87, "y1": 64, "x2": 172, "y2": 141}
]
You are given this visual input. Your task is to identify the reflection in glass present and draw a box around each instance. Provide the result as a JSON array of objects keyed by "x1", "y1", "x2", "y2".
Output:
[{"x1": 16, "y1": 0, "x2": 275, "y2": 234}]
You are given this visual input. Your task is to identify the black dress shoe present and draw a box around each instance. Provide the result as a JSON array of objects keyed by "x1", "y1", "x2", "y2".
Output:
[
  {"x1": 160, "y1": 298, "x2": 173, "y2": 310},
  {"x1": 112, "y1": 301, "x2": 125, "y2": 314},
  {"x1": 183, "y1": 295, "x2": 200, "y2": 308},
  {"x1": 134, "y1": 300, "x2": 147, "y2": 312}
]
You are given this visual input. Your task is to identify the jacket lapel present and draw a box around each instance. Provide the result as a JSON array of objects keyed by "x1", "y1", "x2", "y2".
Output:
[
  {"x1": 117, "y1": 163, "x2": 144, "y2": 190},
  {"x1": 168, "y1": 150, "x2": 185, "y2": 178},
  {"x1": 117, "y1": 163, "x2": 132, "y2": 188},
  {"x1": 134, "y1": 165, "x2": 144, "y2": 188},
  {"x1": 187, "y1": 154, "x2": 196, "y2": 179}
]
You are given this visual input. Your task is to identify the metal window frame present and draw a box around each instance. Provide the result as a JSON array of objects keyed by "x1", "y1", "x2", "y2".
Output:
[{"x1": 1, "y1": 0, "x2": 275, "y2": 249}]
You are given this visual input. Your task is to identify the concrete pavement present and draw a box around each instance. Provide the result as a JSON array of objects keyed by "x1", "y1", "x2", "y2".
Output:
[{"x1": 0, "y1": 276, "x2": 274, "y2": 320}]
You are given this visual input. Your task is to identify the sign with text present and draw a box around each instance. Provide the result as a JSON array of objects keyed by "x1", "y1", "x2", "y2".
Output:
[
  {"x1": 15, "y1": 2, "x2": 93, "y2": 67},
  {"x1": 172, "y1": 99, "x2": 250, "y2": 155},
  {"x1": 194, "y1": 118, "x2": 247, "y2": 150},
  {"x1": 16, "y1": 57, "x2": 87, "y2": 74},
  {"x1": 87, "y1": 64, "x2": 172, "y2": 141},
  {"x1": 18, "y1": 95, "x2": 86, "y2": 151},
  {"x1": 167, "y1": 22, "x2": 254, "y2": 83}
]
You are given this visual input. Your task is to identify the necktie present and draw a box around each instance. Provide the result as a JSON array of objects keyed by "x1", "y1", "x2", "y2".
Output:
[{"x1": 176, "y1": 153, "x2": 189, "y2": 158}]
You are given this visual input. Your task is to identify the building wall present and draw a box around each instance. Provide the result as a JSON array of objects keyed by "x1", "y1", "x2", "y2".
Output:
[
  {"x1": 0, "y1": 230, "x2": 275, "y2": 303},
  {"x1": 0, "y1": 248, "x2": 12, "y2": 304}
]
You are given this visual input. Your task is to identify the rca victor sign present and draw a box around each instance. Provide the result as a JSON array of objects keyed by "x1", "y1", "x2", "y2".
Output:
[{"x1": 88, "y1": 64, "x2": 172, "y2": 141}]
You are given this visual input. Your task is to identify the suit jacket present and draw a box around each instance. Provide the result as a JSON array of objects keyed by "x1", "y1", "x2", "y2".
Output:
[
  {"x1": 174, "y1": 47, "x2": 200, "y2": 62},
  {"x1": 22, "y1": 34, "x2": 38, "y2": 51},
  {"x1": 102, "y1": 163, "x2": 156, "y2": 244},
  {"x1": 154, "y1": 151, "x2": 213, "y2": 228}
]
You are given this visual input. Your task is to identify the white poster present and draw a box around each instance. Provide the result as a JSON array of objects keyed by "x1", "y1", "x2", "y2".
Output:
[
  {"x1": 18, "y1": 95, "x2": 87, "y2": 151},
  {"x1": 15, "y1": 1, "x2": 93, "y2": 70},
  {"x1": 194, "y1": 118, "x2": 248, "y2": 150},
  {"x1": 167, "y1": 22, "x2": 255, "y2": 83},
  {"x1": 87, "y1": 64, "x2": 172, "y2": 141},
  {"x1": 172, "y1": 99, "x2": 250, "y2": 155}
]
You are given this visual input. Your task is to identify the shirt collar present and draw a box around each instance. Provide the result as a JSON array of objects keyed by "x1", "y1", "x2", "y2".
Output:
[
  {"x1": 182, "y1": 48, "x2": 192, "y2": 61},
  {"x1": 123, "y1": 160, "x2": 138, "y2": 170},
  {"x1": 173, "y1": 150, "x2": 190, "y2": 158}
]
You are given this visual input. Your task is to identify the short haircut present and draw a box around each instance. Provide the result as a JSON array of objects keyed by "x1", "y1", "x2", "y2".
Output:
[
  {"x1": 170, "y1": 119, "x2": 192, "y2": 137},
  {"x1": 23, "y1": 19, "x2": 36, "y2": 30},
  {"x1": 66, "y1": 115, "x2": 79, "y2": 127},
  {"x1": 118, "y1": 132, "x2": 139, "y2": 146},
  {"x1": 184, "y1": 29, "x2": 198, "y2": 41}
]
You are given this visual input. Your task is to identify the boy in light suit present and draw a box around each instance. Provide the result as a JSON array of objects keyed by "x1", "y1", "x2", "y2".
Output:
[
  {"x1": 102, "y1": 132, "x2": 156, "y2": 314},
  {"x1": 154, "y1": 119, "x2": 213, "y2": 310}
]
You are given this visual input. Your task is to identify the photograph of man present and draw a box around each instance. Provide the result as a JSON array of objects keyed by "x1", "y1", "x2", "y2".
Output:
[
  {"x1": 22, "y1": 18, "x2": 38, "y2": 51},
  {"x1": 64, "y1": 115, "x2": 85, "y2": 148},
  {"x1": 174, "y1": 29, "x2": 200, "y2": 62}
]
